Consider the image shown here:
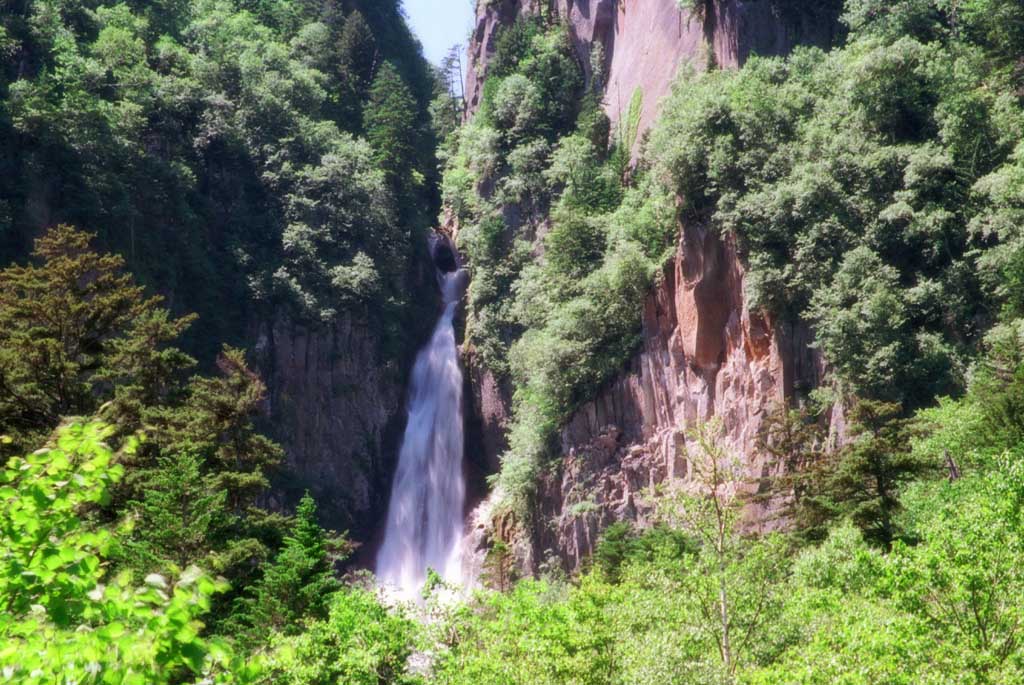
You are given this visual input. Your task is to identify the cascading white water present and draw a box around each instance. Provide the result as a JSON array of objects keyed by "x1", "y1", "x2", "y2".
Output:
[{"x1": 376, "y1": 265, "x2": 467, "y2": 597}]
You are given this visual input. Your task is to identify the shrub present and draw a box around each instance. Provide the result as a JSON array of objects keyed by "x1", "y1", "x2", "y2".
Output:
[{"x1": 0, "y1": 422, "x2": 257, "y2": 684}]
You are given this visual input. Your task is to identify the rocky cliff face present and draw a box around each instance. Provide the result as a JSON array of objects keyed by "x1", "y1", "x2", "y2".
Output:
[
  {"x1": 253, "y1": 312, "x2": 408, "y2": 536},
  {"x1": 466, "y1": 0, "x2": 841, "y2": 132},
  {"x1": 535, "y1": 224, "x2": 824, "y2": 571},
  {"x1": 461, "y1": 0, "x2": 842, "y2": 575},
  {"x1": 253, "y1": 245, "x2": 438, "y2": 538}
]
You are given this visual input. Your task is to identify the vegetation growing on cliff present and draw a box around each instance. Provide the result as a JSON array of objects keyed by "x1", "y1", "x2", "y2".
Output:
[
  {"x1": 5, "y1": 0, "x2": 1024, "y2": 682},
  {"x1": 446, "y1": 0, "x2": 1024, "y2": 515},
  {"x1": 426, "y1": 1, "x2": 1024, "y2": 682},
  {"x1": 431, "y1": 334, "x2": 1024, "y2": 682},
  {"x1": 653, "y1": 0, "x2": 1024, "y2": 408},
  {"x1": 0, "y1": 0, "x2": 442, "y2": 678},
  {"x1": 442, "y1": 16, "x2": 677, "y2": 515}
]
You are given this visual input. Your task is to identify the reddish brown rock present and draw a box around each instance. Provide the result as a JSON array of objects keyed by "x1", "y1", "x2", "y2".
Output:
[
  {"x1": 465, "y1": 0, "x2": 841, "y2": 138},
  {"x1": 534, "y1": 225, "x2": 826, "y2": 571},
  {"x1": 460, "y1": 0, "x2": 843, "y2": 575}
]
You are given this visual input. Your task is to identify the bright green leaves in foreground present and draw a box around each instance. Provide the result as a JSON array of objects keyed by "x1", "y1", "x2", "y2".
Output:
[
  {"x1": 435, "y1": 402, "x2": 1024, "y2": 684},
  {"x1": 0, "y1": 423, "x2": 124, "y2": 621},
  {"x1": 263, "y1": 586, "x2": 419, "y2": 685},
  {"x1": 747, "y1": 462, "x2": 1024, "y2": 683},
  {"x1": 432, "y1": 349, "x2": 1024, "y2": 682},
  {"x1": 0, "y1": 420, "x2": 419, "y2": 684},
  {"x1": 433, "y1": 579, "x2": 617, "y2": 685},
  {"x1": 0, "y1": 421, "x2": 258, "y2": 684}
]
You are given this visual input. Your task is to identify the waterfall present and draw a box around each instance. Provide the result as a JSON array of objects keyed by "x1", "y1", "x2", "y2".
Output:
[{"x1": 376, "y1": 264, "x2": 467, "y2": 597}]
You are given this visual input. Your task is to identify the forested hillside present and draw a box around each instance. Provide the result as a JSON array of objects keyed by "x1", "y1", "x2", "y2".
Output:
[
  {"x1": 436, "y1": 0, "x2": 1024, "y2": 681},
  {"x1": 447, "y1": 0, "x2": 1024, "y2": 516},
  {"x1": 1, "y1": 0, "x2": 462, "y2": 532},
  {"x1": 0, "y1": 0, "x2": 447, "y2": 680},
  {"x1": 3, "y1": 0, "x2": 1024, "y2": 683},
  {"x1": 1, "y1": 0, "x2": 442, "y2": 350}
]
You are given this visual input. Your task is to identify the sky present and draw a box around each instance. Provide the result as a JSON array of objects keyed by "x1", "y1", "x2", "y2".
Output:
[{"x1": 404, "y1": 0, "x2": 476, "y2": 67}]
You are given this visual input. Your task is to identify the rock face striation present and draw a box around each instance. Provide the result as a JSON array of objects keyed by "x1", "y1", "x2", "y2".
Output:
[
  {"x1": 466, "y1": 0, "x2": 841, "y2": 132},
  {"x1": 535, "y1": 225, "x2": 825, "y2": 571},
  {"x1": 252, "y1": 251, "x2": 438, "y2": 538},
  {"x1": 252, "y1": 312, "x2": 408, "y2": 537},
  {"x1": 461, "y1": 0, "x2": 842, "y2": 574}
]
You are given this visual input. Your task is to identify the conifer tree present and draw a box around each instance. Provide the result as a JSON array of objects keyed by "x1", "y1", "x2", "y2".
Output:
[
  {"x1": 145, "y1": 346, "x2": 288, "y2": 597},
  {"x1": 97, "y1": 308, "x2": 197, "y2": 432},
  {"x1": 755, "y1": 403, "x2": 828, "y2": 540},
  {"x1": 0, "y1": 226, "x2": 158, "y2": 451},
  {"x1": 126, "y1": 451, "x2": 227, "y2": 573},
  {"x1": 969, "y1": 320, "x2": 1024, "y2": 448},
  {"x1": 483, "y1": 540, "x2": 514, "y2": 592},
  {"x1": 231, "y1": 493, "x2": 342, "y2": 643},
  {"x1": 364, "y1": 61, "x2": 419, "y2": 187},
  {"x1": 330, "y1": 9, "x2": 378, "y2": 129},
  {"x1": 338, "y1": 10, "x2": 378, "y2": 98},
  {"x1": 813, "y1": 400, "x2": 932, "y2": 549},
  {"x1": 162, "y1": 346, "x2": 283, "y2": 515}
]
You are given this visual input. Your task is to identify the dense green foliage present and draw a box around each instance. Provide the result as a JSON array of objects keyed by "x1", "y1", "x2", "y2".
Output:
[
  {"x1": 0, "y1": 419, "x2": 421, "y2": 685},
  {"x1": 228, "y1": 493, "x2": 343, "y2": 646},
  {"x1": 0, "y1": 224, "x2": 167, "y2": 450},
  {"x1": 425, "y1": 2, "x2": 1024, "y2": 682},
  {"x1": 263, "y1": 585, "x2": 419, "y2": 685},
  {"x1": 431, "y1": 356, "x2": 1024, "y2": 682},
  {"x1": 0, "y1": 422, "x2": 259, "y2": 684},
  {"x1": 441, "y1": 17, "x2": 677, "y2": 515},
  {"x1": 444, "y1": 0, "x2": 1024, "y2": 516},
  {"x1": 0, "y1": 226, "x2": 289, "y2": 615},
  {"x1": 0, "y1": 0, "x2": 439, "y2": 358},
  {"x1": 0, "y1": 226, "x2": 423, "y2": 681},
  {"x1": 651, "y1": 0, "x2": 1024, "y2": 407},
  {"x1": 0, "y1": 0, "x2": 437, "y2": 678},
  {"x1": 4, "y1": 0, "x2": 1024, "y2": 682}
]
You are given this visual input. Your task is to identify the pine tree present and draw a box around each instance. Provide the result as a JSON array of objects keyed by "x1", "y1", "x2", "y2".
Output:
[
  {"x1": 0, "y1": 226, "x2": 158, "y2": 450},
  {"x1": 231, "y1": 493, "x2": 343, "y2": 643},
  {"x1": 161, "y1": 346, "x2": 283, "y2": 515},
  {"x1": 148, "y1": 346, "x2": 288, "y2": 596},
  {"x1": 337, "y1": 10, "x2": 378, "y2": 99},
  {"x1": 329, "y1": 9, "x2": 378, "y2": 129},
  {"x1": 125, "y1": 451, "x2": 227, "y2": 573},
  {"x1": 364, "y1": 61, "x2": 418, "y2": 187},
  {"x1": 755, "y1": 403, "x2": 828, "y2": 540},
  {"x1": 96, "y1": 308, "x2": 197, "y2": 433},
  {"x1": 816, "y1": 400, "x2": 932, "y2": 549},
  {"x1": 482, "y1": 540, "x2": 514, "y2": 592}
]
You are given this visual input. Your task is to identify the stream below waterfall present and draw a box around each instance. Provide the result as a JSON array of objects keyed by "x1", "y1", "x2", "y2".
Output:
[{"x1": 376, "y1": 262, "x2": 467, "y2": 597}]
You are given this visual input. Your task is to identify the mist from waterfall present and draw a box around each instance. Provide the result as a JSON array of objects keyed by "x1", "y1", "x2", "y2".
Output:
[{"x1": 376, "y1": 265, "x2": 467, "y2": 597}]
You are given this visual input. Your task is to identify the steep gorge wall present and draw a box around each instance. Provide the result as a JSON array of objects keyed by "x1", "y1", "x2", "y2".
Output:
[
  {"x1": 535, "y1": 225, "x2": 824, "y2": 571},
  {"x1": 461, "y1": 0, "x2": 842, "y2": 573},
  {"x1": 466, "y1": 0, "x2": 841, "y2": 130},
  {"x1": 253, "y1": 312, "x2": 407, "y2": 537},
  {"x1": 253, "y1": 252, "x2": 439, "y2": 538}
]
